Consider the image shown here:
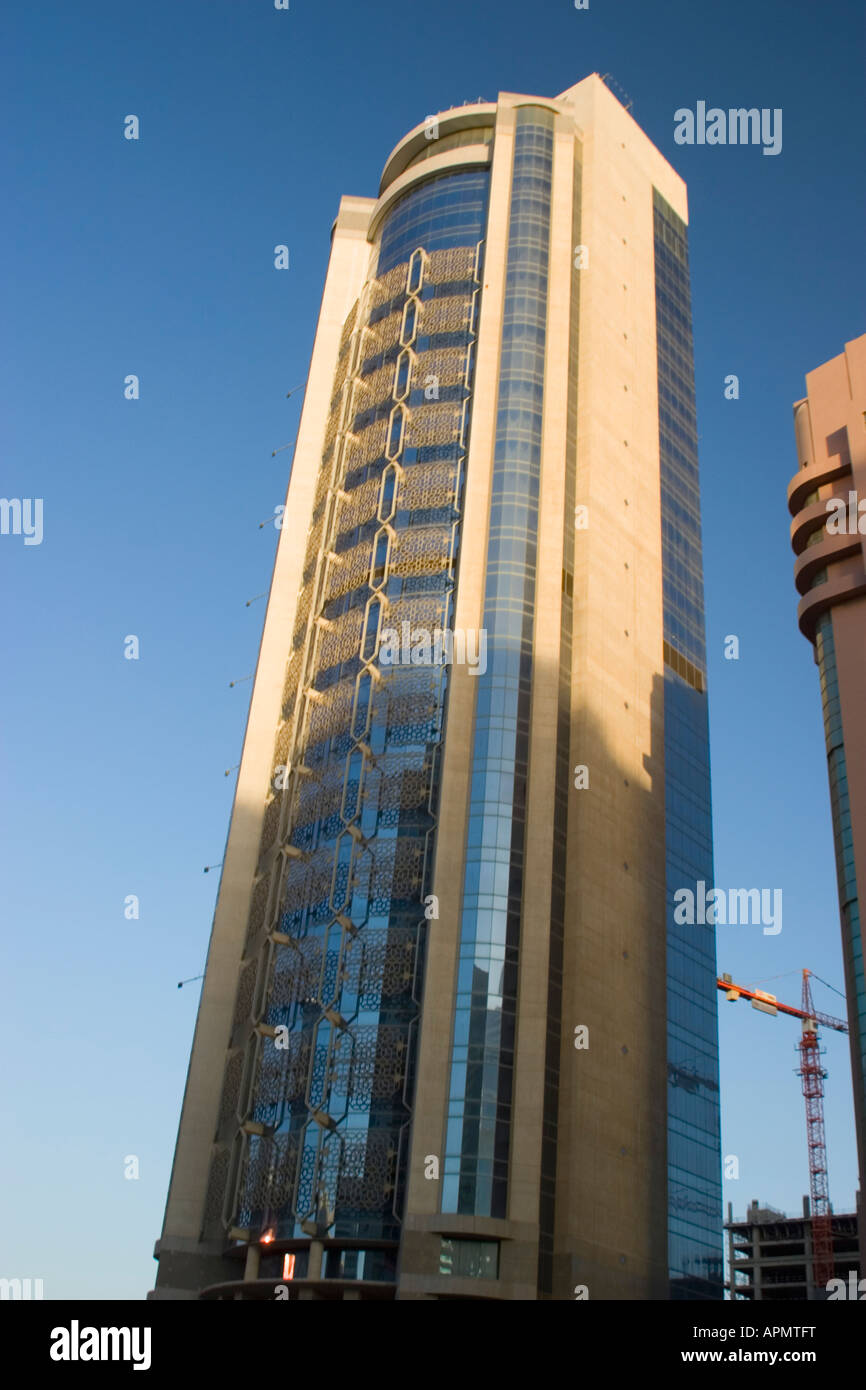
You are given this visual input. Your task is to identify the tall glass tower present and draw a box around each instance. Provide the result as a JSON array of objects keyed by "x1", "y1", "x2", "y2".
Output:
[{"x1": 152, "y1": 74, "x2": 722, "y2": 1302}]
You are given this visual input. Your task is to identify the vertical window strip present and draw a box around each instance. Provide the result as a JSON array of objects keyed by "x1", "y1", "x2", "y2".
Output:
[
  {"x1": 654, "y1": 189, "x2": 723, "y2": 1299},
  {"x1": 442, "y1": 107, "x2": 555, "y2": 1220}
]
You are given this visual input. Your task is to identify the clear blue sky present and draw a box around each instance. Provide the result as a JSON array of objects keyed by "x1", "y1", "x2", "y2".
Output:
[{"x1": 2, "y1": 0, "x2": 863, "y2": 1299}]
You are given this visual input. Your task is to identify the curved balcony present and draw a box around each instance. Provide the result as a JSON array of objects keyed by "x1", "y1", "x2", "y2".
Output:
[
  {"x1": 379, "y1": 105, "x2": 497, "y2": 196},
  {"x1": 787, "y1": 453, "x2": 852, "y2": 519},
  {"x1": 796, "y1": 567, "x2": 866, "y2": 641},
  {"x1": 788, "y1": 400, "x2": 862, "y2": 638},
  {"x1": 370, "y1": 144, "x2": 492, "y2": 244},
  {"x1": 793, "y1": 529, "x2": 862, "y2": 595},
  {"x1": 790, "y1": 496, "x2": 840, "y2": 555}
]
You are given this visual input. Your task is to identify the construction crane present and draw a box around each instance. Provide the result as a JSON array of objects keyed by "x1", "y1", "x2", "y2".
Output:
[{"x1": 718, "y1": 968, "x2": 848, "y2": 1295}]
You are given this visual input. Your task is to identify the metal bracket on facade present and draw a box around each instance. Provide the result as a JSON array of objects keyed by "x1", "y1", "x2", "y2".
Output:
[
  {"x1": 267, "y1": 930, "x2": 300, "y2": 949},
  {"x1": 310, "y1": 1107, "x2": 338, "y2": 1132},
  {"x1": 255, "y1": 1022, "x2": 282, "y2": 1039},
  {"x1": 281, "y1": 844, "x2": 309, "y2": 862}
]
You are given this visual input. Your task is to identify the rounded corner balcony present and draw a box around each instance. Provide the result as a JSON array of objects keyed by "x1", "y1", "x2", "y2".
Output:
[
  {"x1": 788, "y1": 450, "x2": 865, "y2": 639},
  {"x1": 793, "y1": 527, "x2": 862, "y2": 587},
  {"x1": 791, "y1": 517, "x2": 866, "y2": 641},
  {"x1": 787, "y1": 452, "x2": 853, "y2": 520},
  {"x1": 790, "y1": 495, "x2": 837, "y2": 556},
  {"x1": 378, "y1": 104, "x2": 497, "y2": 198},
  {"x1": 796, "y1": 567, "x2": 866, "y2": 642}
]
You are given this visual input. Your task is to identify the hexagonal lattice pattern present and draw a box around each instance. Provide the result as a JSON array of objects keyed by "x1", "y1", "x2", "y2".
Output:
[
  {"x1": 281, "y1": 845, "x2": 337, "y2": 919},
  {"x1": 414, "y1": 345, "x2": 467, "y2": 390},
  {"x1": 426, "y1": 245, "x2": 476, "y2": 285},
  {"x1": 419, "y1": 295, "x2": 471, "y2": 336},
  {"x1": 334, "y1": 475, "x2": 381, "y2": 538},
  {"x1": 338, "y1": 300, "x2": 359, "y2": 360},
  {"x1": 268, "y1": 939, "x2": 324, "y2": 1013},
  {"x1": 216, "y1": 240, "x2": 481, "y2": 1239},
  {"x1": 351, "y1": 835, "x2": 427, "y2": 914},
  {"x1": 390, "y1": 526, "x2": 452, "y2": 579},
  {"x1": 331, "y1": 1024, "x2": 407, "y2": 1110},
  {"x1": 253, "y1": 1030, "x2": 313, "y2": 1112},
  {"x1": 341, "y1": 926, "x2": 418, "y2": 1005},
  {"x1": 291, "y1": 762, "x2": 345, "y2": 837},
  {"x1": 337, "y1": 1128, "x2": 400, "y2": 1212},
  {"x1": 356, "y1": 360, "x2": 402, "y2": 410},
  {"x1": 233, "y1": 958, "x2": 258, "y2": 1032},
  {"x1": 383, "y1": 675, "x2": 443, "y2": 748},
  {"x1": 369, "y1": 308, "x2": 403, "y2": 353},
  {"x1": 304, "y1": 679, "x2": 355, "y2": 749},
  {"x1": 218, "y1": 1050, "x2": 244, "y2": 1134},
  {"x1": 368, "y1": 262, "x2": 408, "y2": 311},
  {"x1": 238, "y1": 1130, "x2": 303, "y2": 1225},
  {"x1": 316, "y1": 607, "x2": 365, "y2": 672},
  {"x1": 203, "y1": 1146, "x2": 230, "y2": 1230},
  {"x1": 346, "y1": 417, "x2": 389, "y2": 470},
  {"x1": 323, "y1": 542, "x2": 376, "y2": 606},
  {"x1": 385, "y1": 593, "x2": 449, "y2": 639},
  {"x1": 400, "y1": 460, "x2": 459, "y2": 513},
  {"x1": 368, "y1": 757, "x2": 432, "y2": 818},
  {"x1": 404, "y1": 401, "x2": 463, "y2": 449},
  {"x1": 245, "y1": 873, "x2": 271, "y2": 954}
]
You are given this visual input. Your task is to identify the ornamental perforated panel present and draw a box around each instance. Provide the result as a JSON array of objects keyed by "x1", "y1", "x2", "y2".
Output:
[{"x1": 205, "y1": 172, "x2": 489, "y2": 1244}]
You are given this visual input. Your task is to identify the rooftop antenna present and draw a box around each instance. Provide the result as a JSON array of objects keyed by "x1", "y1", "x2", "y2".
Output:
[{"x1": 599, "y1": 73, "x2": 634, "y2": 113}]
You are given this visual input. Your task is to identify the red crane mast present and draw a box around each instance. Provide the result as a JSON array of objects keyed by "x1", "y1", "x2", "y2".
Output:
[{"x1": 717, "y1": 968, "x2": 848, "y2": 1295}]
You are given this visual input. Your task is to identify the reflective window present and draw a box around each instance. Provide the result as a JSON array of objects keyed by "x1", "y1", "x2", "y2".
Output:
[
  {"x1": 439, "y1": 1237, "x2": 499, "y2": 1278},
  {"x1": 442, "y1": 108, "x2": 554, "y2": 1220},
  {"x1": 258, "y1": 1249, "x2": 310, "y2": 1281},
  {"x1": 407, "y1": 247, "x2": 425, "y2": 295},
  {"x1": 377, "y1": 171, "x2": 489, "y2": 275},
  {"x1": 815, "y1": 615, "x2": 865, "y2": 1123},
  {"x1": 654, "y1": 189, "x2": 723, "y2": 1299},
  {"x1": 401, "y1": 126, "x2": 494, "y2": 177},
  {"x1": 323, "y1": 1246, "x2": 398, "y2": 1282}
]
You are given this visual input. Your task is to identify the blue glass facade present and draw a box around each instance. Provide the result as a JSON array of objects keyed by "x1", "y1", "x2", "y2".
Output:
[
  {"x1": 442, "y1": 108, "x2": 555, "y2": 1218},
  {"x1": 226, "y1": 166, "x2": 489, "y2": 1252},
  {"x1": 377, "y1": 170, "x2": 490, "y2": 275},
  {"x1": 653, "y1": 189, "x2": 724, "y2": 1298},
  {"x1": 815, "y1": 613, "x2": 866, "y2": 1148}
]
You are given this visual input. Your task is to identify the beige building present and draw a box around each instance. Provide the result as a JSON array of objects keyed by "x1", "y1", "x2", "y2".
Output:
[
  {"x1": 152, "y1": 73, "x2": 722, "y2": 1302},
  {"x1": 788, "y1": 335, "x2": 866, "y2": 1248}
]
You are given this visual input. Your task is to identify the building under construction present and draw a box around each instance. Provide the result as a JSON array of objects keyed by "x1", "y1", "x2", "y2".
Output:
[{"x1": 727, "y1": 1199, "x2": 860, "y2": 1301}]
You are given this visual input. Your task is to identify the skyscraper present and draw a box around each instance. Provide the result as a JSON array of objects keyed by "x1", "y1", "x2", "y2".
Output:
[
  {"x1": 788, "y1": 335, "x2": 866, "y2": 1248},
  {"x1": 152, "y1": 73, "x2": 722, "y2": 1302}
]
